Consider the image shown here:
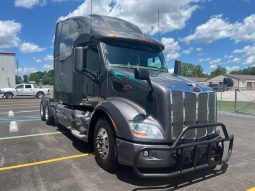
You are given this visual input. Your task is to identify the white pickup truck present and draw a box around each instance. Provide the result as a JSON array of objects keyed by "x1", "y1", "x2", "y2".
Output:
[{"x1": 0, "y1": 84, "x2": 50, "y2": 99}]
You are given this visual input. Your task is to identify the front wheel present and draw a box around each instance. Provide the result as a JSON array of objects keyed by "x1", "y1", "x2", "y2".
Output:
[
  {"x1": 36, "y1": 92, "x2": 45, "y2": 99},
  {"x1": 94, "y1": 118, "x2": 118, "y2": 172},
  {"x1": 5, "y1": 92, "x2": 13, "y2": 99}
]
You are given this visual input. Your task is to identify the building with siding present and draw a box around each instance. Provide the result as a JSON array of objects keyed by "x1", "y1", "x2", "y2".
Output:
[
  {"x1": 206, "y1": 74, "x2": 255, "y2": 89},
  {"x1": 0, "y1": 52, "x2": 16, "y2": 89}
]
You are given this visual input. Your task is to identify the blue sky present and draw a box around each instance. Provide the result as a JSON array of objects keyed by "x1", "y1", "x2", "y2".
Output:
[{"x1": 0, "y1": 0, "x2": 255, "y2": 76}]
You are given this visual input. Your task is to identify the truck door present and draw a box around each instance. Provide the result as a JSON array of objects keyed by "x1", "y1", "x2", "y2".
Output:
[
  {"x1": 82, "y1": 45, "x2": 101, "y2": 107},
  {"x1": 15, "y1": 85, "x2": 24, "y2": 96},
  {"x1": 23, "y1": 84, "x2": 34, "y2": 95}
]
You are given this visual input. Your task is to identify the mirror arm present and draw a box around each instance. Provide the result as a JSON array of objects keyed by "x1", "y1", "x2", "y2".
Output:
[
  {"x1": 82, "y1": 69, "x2": 100, "y2": 83},
  {"x1": 146, "y1": 78, "x2": 154, "y2": 102}
]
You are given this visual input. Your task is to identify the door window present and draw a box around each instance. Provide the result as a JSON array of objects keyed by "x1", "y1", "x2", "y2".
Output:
[
  {"x1": 16, "y1": 85, "x2": 24, "y2": 89},
  {"x1": 85, "y1": 48, "x2": 100, "y2": 73},
  {"x1": 25, "y1": 85, "x2": 32, "y2": 89}
]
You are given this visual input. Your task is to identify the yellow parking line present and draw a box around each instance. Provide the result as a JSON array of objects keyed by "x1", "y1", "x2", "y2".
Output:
[
  {"x1": 247, "y1": 187, "x2": 255, "y2": 191},
  {"x1": 0, "y1": 153, "x2": 90, "y2": 171}
]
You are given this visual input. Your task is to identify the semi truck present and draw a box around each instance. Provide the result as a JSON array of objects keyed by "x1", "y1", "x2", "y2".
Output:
[{"x1": 40, "y1": 15, "x2": 234, "y2": 177}]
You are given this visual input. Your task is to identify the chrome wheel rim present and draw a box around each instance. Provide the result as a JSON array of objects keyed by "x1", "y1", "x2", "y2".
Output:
[{"x1": 96, "y1": 127, "x2": 109, "y2": 160}]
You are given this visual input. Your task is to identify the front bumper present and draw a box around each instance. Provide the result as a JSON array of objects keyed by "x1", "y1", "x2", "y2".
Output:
[{"x1": 116, "y1": 123, "x2": 234, "y2": 178}]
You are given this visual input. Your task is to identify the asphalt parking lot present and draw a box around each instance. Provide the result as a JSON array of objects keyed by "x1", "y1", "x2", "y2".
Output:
[{"x1": 0, "y1": 98, "x2": 254, "y2": 191}]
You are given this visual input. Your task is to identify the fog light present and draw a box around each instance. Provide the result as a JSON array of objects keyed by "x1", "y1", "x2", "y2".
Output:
[{"x1": 143, "y1": 150, "x2": 149, "y2": 158}]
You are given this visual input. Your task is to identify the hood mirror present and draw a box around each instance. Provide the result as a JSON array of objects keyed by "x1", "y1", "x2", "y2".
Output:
[
  {"x1": 134, "y1": 68, "x2": 149, "y2": 80},
  {"x1": 174, "y1": 60, "x2": 182, "y2": 75}
]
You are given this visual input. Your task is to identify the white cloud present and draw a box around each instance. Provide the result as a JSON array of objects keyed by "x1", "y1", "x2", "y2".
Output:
[
  {"x1": 0, "y1": 20, "x2": 22, "y2": 48},
  {"x1": 17, "y1": 67, "x2": 38, "y2": 75},
  {"x1": 226, "y1": 66, "x2": 240, "y2": 73},
  {"x1": 14, "y1": 0, "x2": 46, "y2": 9},
  {"x1": 161, "y1": 37, "x2": 180, "y2": 62},
  {"x1": 198, "y1": 58, "x2": 204, "y2": 62},
  {"x1": 20, "y1": 42, "x2": 45, "y2": 53},
  {"x1": 224, "y1": 54, "x2": 233, "y2": 59},
  {"x1": 183, "y1": 47, "x2": 193, "y2": 55},
  {"x1": 33, "y1": 57, "x2": 42, "y2": 63},
  {"x1": 210, "y1": 64, "x2": 217, "y2": 70},
  {"x1": 227, "y1": 57, "x2": 241, "y2": 64},
  {"x1": 43, "y1": 64, "x2": 53, "y2": 70},
  {"x1": 209, "y1": 58, "x2": 221, "y2": 65},
  {"x1": 59, "y1": 0, "x2": 203, "y2": 35},
  {"x1": 233, "y1": 44, "x2": 255, "y2": 65},
  {"x1": 168, "y1": 68, "x2": 174, "y2": 74},
  {"x1": 183, "y1": 14, "x2": 255, "y2": 43},
  {"x1": 43, "y1": 54, "x2": 53, "y2": 62}
]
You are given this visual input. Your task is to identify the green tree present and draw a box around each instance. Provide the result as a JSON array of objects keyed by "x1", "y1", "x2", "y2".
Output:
[
  {"x1": 15, "y1": 75, "x2": 22, "y2": 84},
  {"x1": 28, "y1": 70, "x2": 54, "y2": 85},
  {"x1": 210, "y1": 66, "x2": 226, "y2": 77},
  {"x1": 23, "y1": 75, "x2": 29, "y2": 82},
  {"x1": 181, "y1": 63, "x2": 207, "y2": 77},
  {"x1": 29, "y1": 71, "x2": 45, "y2": 84},
  {"x1": 230, "y1": 66, "x2": 255, "y2": 75}
]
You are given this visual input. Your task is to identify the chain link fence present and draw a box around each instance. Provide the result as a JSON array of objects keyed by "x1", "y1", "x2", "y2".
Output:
[{"x1": 217, "y1": 88, "x2": 255, "y2": 115}]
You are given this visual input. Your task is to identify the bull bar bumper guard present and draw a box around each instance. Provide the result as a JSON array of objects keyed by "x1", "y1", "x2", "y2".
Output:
[{"x1": 133, "y1": 123, "x2": 234, "y2": 178}]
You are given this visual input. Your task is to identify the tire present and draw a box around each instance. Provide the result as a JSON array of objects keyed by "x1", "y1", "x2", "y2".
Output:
[
  {"x1": 45, "y1": 104, "x2": 54, "y2": 125},
  {"x1": 5, "y1": 92, "x2": 14, "y2": 99},
  {"x1": 94, "y1": 118, "x2": 118, "y2": 172},
  {"x1": 36, "y1": 92, "x2": 45, "y2": 99},
  {"x1": 40, "y1": 101, "x2": 46, "y2": 121}
]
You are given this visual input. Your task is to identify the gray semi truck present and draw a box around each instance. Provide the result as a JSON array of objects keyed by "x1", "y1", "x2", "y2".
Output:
[{"x1": 40, "y1": 15, "x2": 234, "y2": 177}]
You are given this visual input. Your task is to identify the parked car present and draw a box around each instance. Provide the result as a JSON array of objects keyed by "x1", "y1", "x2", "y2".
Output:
[
  {"x1": 208, "y1": 83, "x2": 225, "y2": 91},
  {"x1": 0, "y1": 84, "x2": 49, "y2": 99}
]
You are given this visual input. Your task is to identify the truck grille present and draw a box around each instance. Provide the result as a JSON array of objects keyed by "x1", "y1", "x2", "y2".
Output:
[{"x1": 170, "y1": 91, "x2": 216, "y2": 139}]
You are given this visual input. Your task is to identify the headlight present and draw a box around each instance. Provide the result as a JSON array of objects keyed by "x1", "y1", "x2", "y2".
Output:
[{"x1": 129, "y1": 122, "x2": 164, "y2": 139}]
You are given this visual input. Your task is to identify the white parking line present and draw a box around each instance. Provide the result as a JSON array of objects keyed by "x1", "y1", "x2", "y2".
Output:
[
  {"x1": 0, "y1": 103, "x2": 40, "y2": 107},
  {"x1": 9, "y1": 121, "x2": 18, "y2": 133},
  {"x1": 8, "y1": 111, "x2": 14, "y2": 117},
  {"x1": 0, "y1": 110, "x2": 39, "y2": 115},
  {"x1": 0, "y1": 106, "x2": 39, "y2": 110},
  {"x1": 0, "y1": 132, "x2": 65, "y2": 141}
]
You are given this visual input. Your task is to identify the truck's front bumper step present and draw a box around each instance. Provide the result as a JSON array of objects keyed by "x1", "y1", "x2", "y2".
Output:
[{"x1": 133, "y1": 123, "x2": 234, "y2": 178}]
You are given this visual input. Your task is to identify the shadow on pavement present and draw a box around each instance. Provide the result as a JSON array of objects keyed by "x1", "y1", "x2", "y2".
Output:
[
  {"x1": 116, "y1": 163, "x2": 228, "y2": 191},
  {"x1": 54, "y1": 124, "x2": 228, "y2": 191},
  {"x1": 55, "y1": 124, "x2": 92, "y2": 154}
]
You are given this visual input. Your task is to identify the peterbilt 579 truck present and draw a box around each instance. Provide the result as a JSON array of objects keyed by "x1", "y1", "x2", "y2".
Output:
[{"x1": 40, "y1": 15, "x2": 234, "y2": 177}]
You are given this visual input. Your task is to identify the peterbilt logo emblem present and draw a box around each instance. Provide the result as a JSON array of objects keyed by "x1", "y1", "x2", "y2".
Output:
[{"x1": 193, "y1": 87, "x2": 201, "y2": 93}]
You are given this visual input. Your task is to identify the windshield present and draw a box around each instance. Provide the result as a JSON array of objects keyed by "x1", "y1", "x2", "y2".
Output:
[{"x1": 103, "y1": 43, "x2": 167, "y2": 71}]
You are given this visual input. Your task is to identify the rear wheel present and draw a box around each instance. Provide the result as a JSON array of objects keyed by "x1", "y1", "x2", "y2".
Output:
[
  {"x1": 45, "y1": 104, "x2": 54, "y2": 125},
  {"x1": 5, "y1": 92, "x2": 13, "y2": 99},
  {"x1": 36, "y1": 92, "x2": 45, "y2": 99},
  {"x1": 40, "y1": 101, "x2": 46, "y2": 121},
  {"x1": 94, "y1": 118, "x2": 118, "y2": 172}
]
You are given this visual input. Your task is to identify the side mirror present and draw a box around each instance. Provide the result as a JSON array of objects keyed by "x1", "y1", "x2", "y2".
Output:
[
  {"x1": 174, "y1": 60, "x2": 181, "y2": 75},
  {"x1": 223, "y1": 77, "x2": 234, "y2": 87},
  {"x1": 134, "y1": 68, "x2": 149, "y2": 80},
  {"x1": 73, "y1": 47, "x2": 85, "y2": 73}
]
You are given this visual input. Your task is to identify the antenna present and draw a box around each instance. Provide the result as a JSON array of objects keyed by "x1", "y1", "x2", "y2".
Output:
[
  {"x1": 90, "y1": 0, "x2": 93, "y2": 27},
  {"x1": 158, "y1": 8, "x2": 160, "y2": 40}
]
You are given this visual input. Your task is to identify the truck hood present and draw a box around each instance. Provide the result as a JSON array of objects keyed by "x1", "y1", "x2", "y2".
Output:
[
  {"x1": 150, "y1": 72, "x2": 213, "y2": 93},
  {"x1": 0, "y1": 88, "x2": 16, "y2": 92},
  {"x1": 111, "y1": 67, "x2": 213, "y2": 93}
]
